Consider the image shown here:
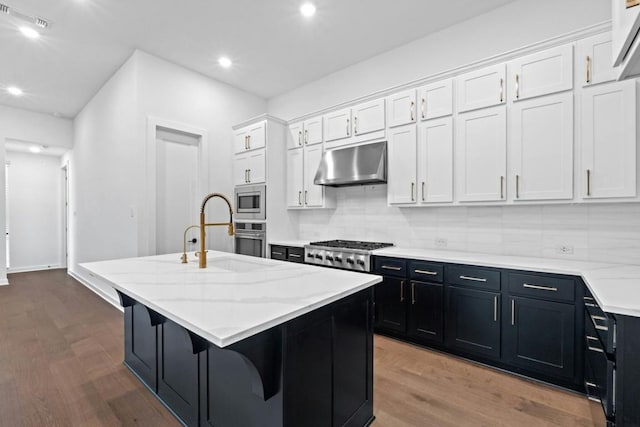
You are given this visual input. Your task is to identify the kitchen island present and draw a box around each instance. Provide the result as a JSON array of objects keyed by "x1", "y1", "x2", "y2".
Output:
[{"x1": 81, "y1": 251, "x2": 381, "y2": 427}]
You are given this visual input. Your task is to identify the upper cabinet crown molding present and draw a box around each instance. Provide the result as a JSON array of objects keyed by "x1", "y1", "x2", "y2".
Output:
[{"x1": 508, "y1": 44, "x2": 574, "y2": 102}]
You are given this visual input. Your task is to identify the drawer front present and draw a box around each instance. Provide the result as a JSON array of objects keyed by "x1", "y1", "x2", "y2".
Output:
[
  {"x1": 373, "y1": 257, "x2": 407, "y2": 277},
  {"x1": 507, "y1": 273, "x2": 574, "y2": 302},
  {"x1": 409, "y1": 261, "x2": 444, "y2": 283},
  {"x1": 584, "y1": 314, "x2": 615, "y2": 418},
  {"x1": 584, "y1": 293, "x2": 615, "y2": 355},
  {"x1": 287, "y1": 247, "x2": 305, "y2": 263},
  {"x1": 447, "y1": 265, "x2": 500, "y2": 291},
  {"x1": 270, "y1": 245, "x2": 287, "y2": 261}
]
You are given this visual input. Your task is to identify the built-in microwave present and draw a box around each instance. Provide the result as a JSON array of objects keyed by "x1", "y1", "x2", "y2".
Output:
[{"x1": 234, "y1": 184, "x2": 266, "y2": 220}]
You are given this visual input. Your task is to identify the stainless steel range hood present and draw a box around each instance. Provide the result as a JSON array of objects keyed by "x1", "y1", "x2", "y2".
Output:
[{"x1": 314, "y1": 141, "x2": 387, "y2": 187}]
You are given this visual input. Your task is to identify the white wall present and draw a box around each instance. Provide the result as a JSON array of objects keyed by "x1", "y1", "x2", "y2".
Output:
[
  {"x1": 0, "y1": 106, "x2": 73, "y2": 284},
  {"x1": 71, "y1": 50, "x2": 266, "y2": 303},
  {"x1": 267, "y1": 0, "x2": 610, "y2": 119},
  {"x1": 6, "y1": 152, "x2": 63, "y2": 272}
]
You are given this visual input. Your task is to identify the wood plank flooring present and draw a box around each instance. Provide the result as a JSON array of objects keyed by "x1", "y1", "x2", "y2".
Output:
[{"x1": 0, "y1": 269, "x2": 599, "y2": 426}]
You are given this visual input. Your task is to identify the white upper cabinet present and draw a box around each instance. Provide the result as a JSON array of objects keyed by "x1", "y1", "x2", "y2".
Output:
[
  {"x1": 287, "y1": 117, "x2": 323, "y2": 150},
  {"x1": 247, "y1": 150, "x2": 266, "y2": 184},
  {"x1": 456, "y1": 64, "x2": 506, "y2": 113},
  {"x1": 418, "y1": 117, "x2": 454, "y2": 203},
  {"x1": 388, "y1": 89, "x2": 417, "y2": 128},
  {"x1": 576, "y1": 32, "x2": 617, "y2": 87},
  {"x1": 508, "y1": 44, "x2": 573, "y2": 101},
  {"x1": 324, "y1": 108, "x2": 352, "y2": 143},
  {"x1": 582, "y1": 80, "x2": 637, "y2": 199},
  {"x1": 234, "y1": 153, "x2": 249, "y2": 186},
  {"x1": 234, "y1": 120, "x2": 266, "y2": 153},
  {"x1": 352, "y1": 99, "x2": 385, "y2": 137},
  {"x1": 387, "y1": 124, "x2": 418, "y2": 204},
  {"x1": 419, "y1": 79, "x2": 453, "y2": 120},
  {"x1": 303, "y1": 144, "x2": 324, "y2": 207},
  {"x1": 456, "y1": 106, "x2": 507, "y2": 202},
  {"x1": 510, "y1": 92, "x2": 573, "y2": 201},
  {"x1": 286, "y1": 148, "x2": 304, "y2": 207}
]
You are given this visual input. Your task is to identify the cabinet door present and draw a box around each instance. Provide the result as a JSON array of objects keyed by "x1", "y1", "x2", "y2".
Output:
[
  {"x1": 445, "y1": 286, "x2": 501, "y2": 360},
  {"x1": 408, "y1": 281, "x2": 443, "y2": 344},
  {"x1": 418, "y1": 117, "x2": 453, "y2": 203},
  {"x1": 509, "y1": 44, "x2": 573, "y2": 101},
  {"x1": 303, "y1": 116, "x2": 323, "y2": 146},
  {"x1": 456, "y1": 64, "x2": 506, "y2": 113},
  {"x1": 387, "y1": 89, "x2": 417, "y2": 128},
  {"x1": 503, "y1": 296, "x2": 575, "y2": 379},
  {"x1": 511, "y1": 92, "x2": 573, "y2": 201},
  {"x1": 324, "y1": 108, "x2": 352, "y2": 142},
  {"x1": 387, "y1": 124, "x2": 417, "y2": 205},
  {"x1": 247, "y1": 150, "x2": 266, "y2": 184},
  {"x1": 353, "y1": 98, "x2": 385, "y2": 136},
  {"x1": 246, "y1": 121, "x2": 266, "y2": 151},
  {"x1": 286, "y1": 148, "x2": 304, "y2": 207},
  {"x1": 374, "y1": 277, "x2": 407, "y2": 333},
  {"x1": 233, "y1": 153, "x2": 249, "y2": 186},
  {"x1": 304, "y1": 145, "x2": 324, "y2": 207},
  {"x1": 234, "y1": 128, "x2": 249, "y2": 154},
  {"x1": 287, "y1": 122, "x2": 304, "y2": 150},
  {"x1": 582, "y1": 80, "x2": 637, "y2": 199},
  {"x1": 419, "y1": 79, "x2": 453, "y2": 120},
  {"x1": 576, "y1": 32, "x2": 617, "y2": 87},
  {"x1": 456, "y1": 106, "x2": 506, "y2": 202}
]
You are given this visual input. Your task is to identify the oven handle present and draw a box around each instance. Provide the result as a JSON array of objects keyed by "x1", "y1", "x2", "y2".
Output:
[{"x1": 235, "y1": 234, "x2": 265, "y2": 240}]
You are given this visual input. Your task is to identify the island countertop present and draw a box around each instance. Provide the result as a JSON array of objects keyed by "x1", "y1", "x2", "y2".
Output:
[{"x1": 81, "y1": 251, "x2": 381, "y2": 347}]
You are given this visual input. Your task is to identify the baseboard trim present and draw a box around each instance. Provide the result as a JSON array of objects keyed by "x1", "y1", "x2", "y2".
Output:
[
  {"x1": 68, "y1": 269, "x2": 123, "y2": 313},
  {"x1": 7, "y1": 264, "x2": 65, "y2": 274}
]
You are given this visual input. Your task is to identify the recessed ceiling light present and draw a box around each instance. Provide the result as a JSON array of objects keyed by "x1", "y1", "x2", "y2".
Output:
[
  {"x1": 300, "y1": 3, "x2": 316, "y2": 17},
  {"x1": 29, "y1": 146, "x2": 42, "y2": 153},
  {"x1": 218, "y1": 56, "x2": 232, "y2": 68},
  {"x1": 19, "y1": 26, "x2": 40, "y2": 39},
  {"x1": 7, "y1": 86, "x2": 23, "y2": 96}
]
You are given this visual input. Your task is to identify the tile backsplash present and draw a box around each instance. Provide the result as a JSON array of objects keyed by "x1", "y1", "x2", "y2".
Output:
[{"x1": 298, "y1": 185, "x2": 640, "y2": 265}]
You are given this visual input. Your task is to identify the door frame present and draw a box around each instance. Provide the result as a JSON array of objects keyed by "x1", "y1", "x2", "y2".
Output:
[{"x1": 144, "y1": 117, "x2": 208, "y2": 256}]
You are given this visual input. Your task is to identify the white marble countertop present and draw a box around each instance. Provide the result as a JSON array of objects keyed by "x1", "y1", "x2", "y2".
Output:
[
  {"x1": 81, "y1": 251, "x2": 381, "y2": 347},
  {"x1": 268, "y1": 240, "x2": 309, "y2": 248},
  {"x1": 373, "y1": 247, "x2": 640, "y2": 318}
]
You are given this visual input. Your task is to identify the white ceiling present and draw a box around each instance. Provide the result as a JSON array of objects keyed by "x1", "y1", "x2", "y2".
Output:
[{"x1": 0, "y1": 0, "x2": 517, "y2": 118}]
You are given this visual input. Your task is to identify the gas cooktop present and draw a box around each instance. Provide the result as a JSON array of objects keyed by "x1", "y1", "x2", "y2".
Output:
[{"x1": 308, "y1": 240, "x2": 394, "y2": 251}]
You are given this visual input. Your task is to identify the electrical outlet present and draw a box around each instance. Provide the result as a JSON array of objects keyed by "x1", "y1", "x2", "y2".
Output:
[
  {"x1": 557, "y1": 245, "x2": 574, "y2": 255},
  {"x1": 435, "y1": 238, "x2": 448, "y2": 248}
]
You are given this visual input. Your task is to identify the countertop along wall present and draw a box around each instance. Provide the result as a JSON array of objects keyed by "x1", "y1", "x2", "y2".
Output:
[
  {"x1": 71, "y1": 50, "x2": 266, "y2": 304},
  {"x1": 265, "y1": 0, "x2": 635, "y2": 264}
]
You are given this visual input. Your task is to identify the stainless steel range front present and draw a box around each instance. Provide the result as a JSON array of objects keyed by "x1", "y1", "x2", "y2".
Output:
[{"x1": 304, "y1": 240, "x2": 394, "y2": 272}]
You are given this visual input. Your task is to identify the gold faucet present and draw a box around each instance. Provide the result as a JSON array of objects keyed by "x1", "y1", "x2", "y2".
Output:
[
  {"x1": 180, "y1": 225, "x2": 200, "y2": 264},
  {"x1": 197, "y1": 193, "x2": 234, "y2": 268}
]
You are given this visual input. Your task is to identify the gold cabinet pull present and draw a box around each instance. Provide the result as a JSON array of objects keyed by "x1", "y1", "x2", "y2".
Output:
[
  {"x1": 304, "y1": 129, "x2": 308, "y2": 144},
  {"x1": 516, "y1": 174, "x2": 520, "y2": 199},
  {"x1": 494, "y1": 295, "x2": 498, "y2": 322},
  {"x1": 460, "y1": 275, "x2": 487, "y2": 282},
  {"x1": 523, "y1": 283, "x2": 558, "y2": 292},
  {"x1": 298, "y1": 130, "x2": 302, "y2": 146},
  {"x1": 587, "y1": 169, "x2": 591, "y2": 196},
  {"x1": 586, "y1": 56, "x2": 591, "y2": 83},
  {"x1": 515, "y1": 74, "x2": 520, "y2": 99},
  {"x1": 247, "y1": 135, "x2": 251, "y2": 150},
  {"x1": 411, "y1": 182, "x2": 415, "y2": 201},
  {"x1": 421, "y1": 181, "x2": 425, "y2": 201},
  {"x1": 415, "y1": 269, "x2": 437, "y2": 276},
  {"x1": 500, "y1": 176, "x2": 504, "y2": 199},
  {"x1": 499, "y1": 78, "x2": 504, "y2": 103},
  {"x1": 304, "y1": 190, "x2": 308, "y2": 205},
  {"x1": 298, "y1": 191, "x2": 302, "y2": 206},
  {"x1": 354, "y1": 116, "x2": 358, "y2": 134},
  {"x1": 400, "y1": 280, "x2": 405, "y2": 302},
  {"x1": 247, "y1": 169, "x2": 251, "y2": 183},
  {"x1": 245, "y1": 169, "x2": 249, "y2": 183},
  {"x1": 421, "y1": 98, "x2": 425, "y2": 119},
  {"x1": 245, "y1": 135, "x2": 248, "y2": 150},
  {"x1": 381, "y1": 265, "x2": 402, "y2": 271},
  {"x1": 410, "y1": 101, "x2": 415, "y2": 121},
  {"x1": 411, "y1": 282, "x2": 416, "y2": 305},
  {"x1": 511, "y1": 299, "x2": 515, "y2": 326},
  {"x1": 346, "y1": 118, "x2": 350, "y2": 136}
]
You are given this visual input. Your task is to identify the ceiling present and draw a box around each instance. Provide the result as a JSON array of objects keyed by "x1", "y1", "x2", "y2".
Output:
[{"x1": 0, "y1": 0, "x2": 516, "y2": 119}]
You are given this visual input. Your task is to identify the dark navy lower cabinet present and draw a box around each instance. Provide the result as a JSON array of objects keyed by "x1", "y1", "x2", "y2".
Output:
[
  {"x1": 503, "y1": 296, "x2": 575, "y2": 379},
  {"x1": 373, "y1": 276, "x2": 407, "y2": 333},
  {"x1": 407, "y1": 281, "x2": 443, "y2": 344},
  {"x1": 445, "y1": 285, "x2": 501, "y2": 360},
  {"x1": 119, "y1": 289, "x2": 374, "y2": 427}
]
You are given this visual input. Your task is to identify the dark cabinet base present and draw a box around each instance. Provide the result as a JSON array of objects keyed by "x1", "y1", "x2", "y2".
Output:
[{"x1": 119, "y1": 289, "x2": 375, "y2": 427}]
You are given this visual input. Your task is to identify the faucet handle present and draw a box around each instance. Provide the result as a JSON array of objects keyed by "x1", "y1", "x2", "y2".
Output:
[{"x1": 228, "y1": 223, "x2": 234, "y2": 236}]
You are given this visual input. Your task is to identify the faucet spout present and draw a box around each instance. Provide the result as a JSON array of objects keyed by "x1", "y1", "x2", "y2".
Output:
[{"x1": 198, "y1": 193, "x2": 234, "y2": 268}]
